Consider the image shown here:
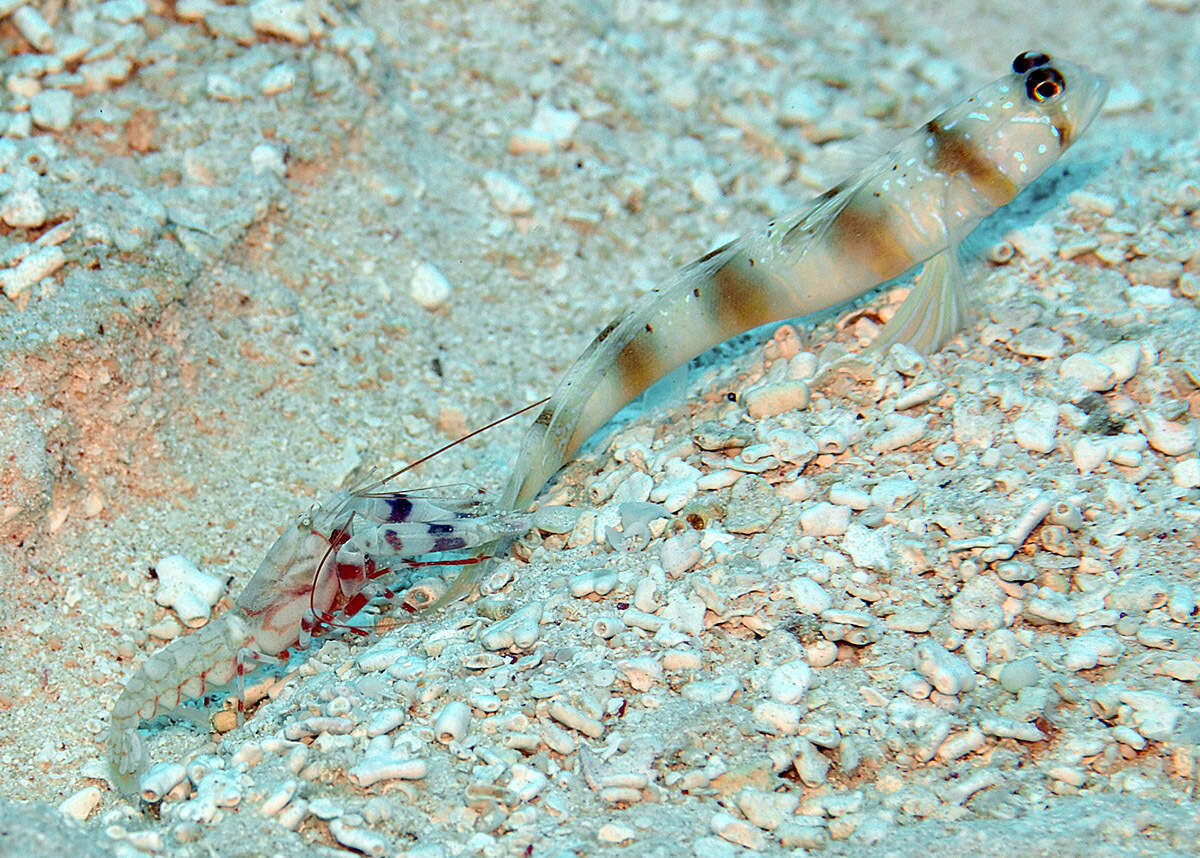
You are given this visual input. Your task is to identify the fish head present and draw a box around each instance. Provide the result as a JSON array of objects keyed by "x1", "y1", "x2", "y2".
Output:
[
  {"x1": 1008, "y1": 50, "x2": 1109, "y2": 151},
  {"x1": 933, "y1": 51, "x2": 1108, "y2": 200}
]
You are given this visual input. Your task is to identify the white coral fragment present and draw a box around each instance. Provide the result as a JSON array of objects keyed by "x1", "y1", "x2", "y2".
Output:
[{"x1": 153, "y1": 554, "x2": 227, "y2": 628}]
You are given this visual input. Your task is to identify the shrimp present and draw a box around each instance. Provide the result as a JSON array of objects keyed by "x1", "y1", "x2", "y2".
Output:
[
  {"x1": 108, "y1": 400, "x2": 546, "y2": 799},
  {"x1": 430, "y1": 50, "x2": 1109, "y2": 607}
]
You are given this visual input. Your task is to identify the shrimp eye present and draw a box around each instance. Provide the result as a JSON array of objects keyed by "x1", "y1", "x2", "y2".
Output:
[
  {"x1": 1012, "y1": 50, "x2": 1051, "y2": 74},
  {"x1": 1026, "y1": 67, "x2": 1065, "y2": 102}
]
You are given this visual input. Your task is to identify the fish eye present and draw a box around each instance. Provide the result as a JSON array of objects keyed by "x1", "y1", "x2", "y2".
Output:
[
  {"x1": 1025, "y1": 67, "x2": 1066, "y2": 102},
  {"x1": 1012, "y1": 50, "x2": 1051, "y2": 74}
]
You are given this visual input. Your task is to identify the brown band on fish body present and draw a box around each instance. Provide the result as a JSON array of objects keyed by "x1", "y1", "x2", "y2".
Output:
[
  {"x1": 707, "y1": 251, "x2": 779, "y2": 334},
  {"x1": 614, "y1": 330, "x2": 666, "y2": 401},
  {"x1": 924, "y1": 117, "x2": 1018, "y2": 208},
  {"x1": 828, "y1": 200, "x2": 915, "y2": 281}
]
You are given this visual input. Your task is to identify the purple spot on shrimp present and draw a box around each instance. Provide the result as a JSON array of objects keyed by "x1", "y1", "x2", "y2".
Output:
[
  {"x1": 428, "y1": 523, "x2": 454, "y2": 534},
  {"x1": 433, "y1": 536, "x2": 467, "y2": 553},
  {"x1": 385, "y1": 529, "x2": 404, "y2": 549},
  {"x1": 387, "y1": 496, "x2": 413, "y2": 522}
]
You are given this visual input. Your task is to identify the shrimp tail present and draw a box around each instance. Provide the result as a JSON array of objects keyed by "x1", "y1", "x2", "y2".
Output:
[{"x1": 108, "y1": 610, "x2": 251, "y2": 798}]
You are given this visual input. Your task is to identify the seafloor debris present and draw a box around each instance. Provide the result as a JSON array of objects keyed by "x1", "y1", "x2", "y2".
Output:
[{"x1": 1, "y1": 1, "x2": 1198, "y2": 856}]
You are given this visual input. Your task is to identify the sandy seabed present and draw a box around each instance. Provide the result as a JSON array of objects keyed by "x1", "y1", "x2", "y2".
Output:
[{"x1": 1, "y1": 1, "x2": 1199, "y2": 855}]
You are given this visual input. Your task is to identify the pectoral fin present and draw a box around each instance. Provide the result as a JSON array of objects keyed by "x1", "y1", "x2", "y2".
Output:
[{"x1": 868, "y1": 248, "x2": 969, "y2": 356}]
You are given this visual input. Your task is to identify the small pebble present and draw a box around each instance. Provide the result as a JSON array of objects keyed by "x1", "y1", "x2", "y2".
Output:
[
  {"x1": 250, "y1": 143, "x2": 287, "y2": 178},
  {"x1": 0, "y1": 243, "x2": 66, "y2": 299},
  {"x1": 870, "y1": 476, "x2": 917, "y2": 511},
  {"x1": 480, "y1": 602, "x2": 543, "y2": 650},
  {"x1": 1025, "y1": 588, "x2": 1077, "y2": 624},
  {"x1": 1126, "y1": 283, "x2": 1175, "y2": 306},
  {"x1": 1009, "y1": 327, "x2": 1064, "y2": 359},
  {"x1": 979, "y1": 715, "x2": 1046, "y2": 742},
  {"x1": 710, "y1": 811, "x2": 765, "y2": 850},
  {"x1": 29, "y1": 90, "x2": 75, "y2": 132},
  {"x1": 597, "y1": 823, "x2": 635, "y2": 844},
  {"x1": 660, "y1": 530, "x2": 702, "y2": 575},
  {"x1": 1168, "y1": 583, "x2": 1197, "y2": 623},
  {"x1": 997, "y1": 657, "x2": 1041, "y2": 693},
  {"x1": 1072, "y1": 436, "x2": 1109, "y2": 473},
  {"x1": 206, "y1": 73, "x2": 247, "y2": 101},
  {"x1": 1103, "y1": 79, "x2": 1145, "y2": 113},
  {"x1": 1064, "y1": 631, "x2": 1122, "y2": 671},
  {"x1": 743, "y1": 379, "x2": 810, "y2": 418},
  {"x1": 841, "y1": 523, "x2": 891, "y2": 571},
  {"x1": 482, "y1": 170, "x2": 534, "y2": 215},
  {"x1": 735, "y1": 787, "x2": 798, "y2": 831},
  {"x1": 98, "y1": 0, "x2": 149, "y2": 24},
  {"x1": 1005, "y1": 223, "x2": 1056, "y2": 260},
  {"x1": 1119, "y1": 690, "x2": 1180, "y2": 741},
  {"x1": 146, "y1": 616, "x2": 183, "y2": 641},
  {"x1": 1042, "y1": 768, "x2": 1084, "y2": 794},
  {"x1": 937, "y1": 727, "x2": 984, "y2": 762},
  {"x1": 799, "y1": 502, "x2": 851, "y2": 537},
  {"x1": 1140, "y1": 411, "x2": 1194, "y2": 456},
  {"x1": 58, "y1": 786, "x2": 100, "y2": 821},
  {"x1": 753, "y1": 700, "x2": 801, "y2": 735},
  {"x1": 260, "y1": 63, "x2": 298, "y2": 95},
  {"x1": 329, "y1": 26, "x2": 378, "y2": 55},
  {"x1": 259, "y1": 780, "x2": 298, "y2": 816},
  {"x1": 778, "y1": 820, "x2": 830, "y2": 850},
  {"x1": 1, "y1": 187, "x2": 47, "y2": 229},
  {"x1": 329, "y1": 818, "x2": 388, "y2": 857},
  {"x1": 249, "y1": 0, "x2": 311, "y2": 44},
  {"x1": 788, "y1": 575, "x2": 832, "y2": 613},
  {"x1": 829, "y1": 484, "x2": 871, "y2": 510},
  {"x1": 871, "y1": 414, "x2": 926, "y2": 453},
  {"x1": 547, "y1": 700, "x2": 604, "y2": 737},
  {"x1": 13, "y1": 5, "x2": 54, "y2": 52},
  {"x1": 778, "y1": 86, "x2": 822, "y2": 125},
  {"x1": 767, "y1": 660, "x2": 812, "y2": 705},
  {"x1": 1137, "y1": 626, "x2": 1179, "y2": 651},
  {"x1": 690, "y1": 171, "x2": 723, "y2": 204},
  {"x1": 681, "y1": 676, "x2": 740, "y2": 705},
  {"x1": 792, "y1": 738, "x2": 831, "y2": 786},
  {"x1": 1067, "y1": 190, "x2": 1118, "y2": 216},
  {"x1": 663, "y1": 78, "x2": 698, "y2": 110},
  {"x1": 1157, "y1": 659, "x2": 1200, "y2": 682},
  {"x1": 509, "y1": 102, "x2": 580, "y2": 153},
  {"x1": 347, "y1": 753, "x2": 427, "y2": 788},
  {"x1": 806, "y1": 640, "x2": 838, "y2": 667},
  {"x1": 1059, "y1": 240, "x2": 1098, "y2": 260},
  {"x1": 1096, "y1": 342, "x2": 1141, "y2": 383},
  {"x1": 949, "y1": 576, "x2": 1005, "y2": 631},
  {"x1": 410, "y1": 261, "x2": 452, "y2": 311},
  {"x1": 1059, "y1": 353, "x2": 1116, "y2": 392},
  {"x1": 913, "y1": 641, "x2": 975, "y2": 695}
]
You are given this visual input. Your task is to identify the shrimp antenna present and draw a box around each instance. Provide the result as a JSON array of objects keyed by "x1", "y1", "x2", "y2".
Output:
[{"x1": 371, "y1": 396, "x2": 550, "y2": 489}]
